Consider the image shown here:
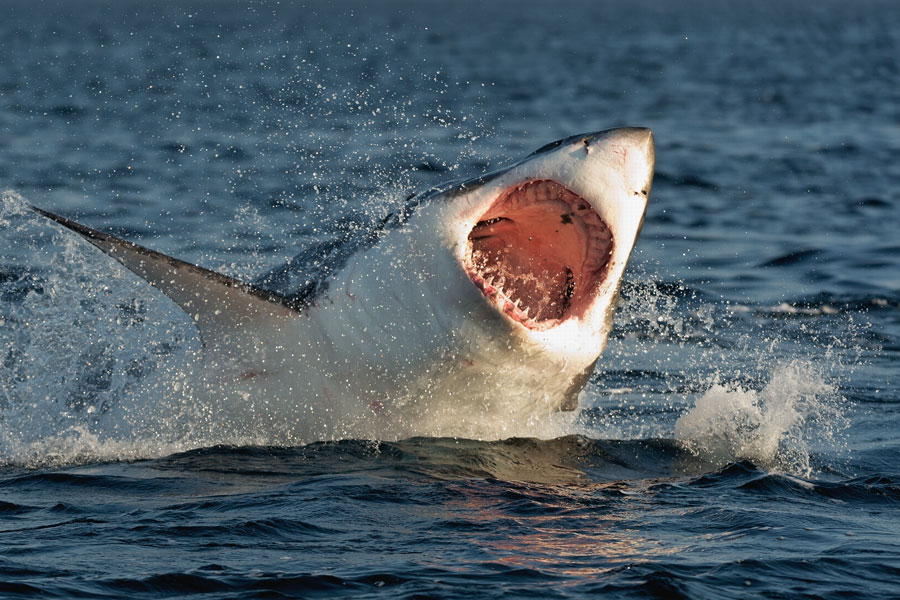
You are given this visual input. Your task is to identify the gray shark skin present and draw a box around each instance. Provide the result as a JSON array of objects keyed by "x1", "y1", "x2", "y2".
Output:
[{"x1": 31, "y1": 127, "x2": 655, "y2": 442}]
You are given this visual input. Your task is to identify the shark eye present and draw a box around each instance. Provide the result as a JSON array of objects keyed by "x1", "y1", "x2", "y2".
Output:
[{"x1": 464, "y1": 180, "x2": 614, "y2": 329}]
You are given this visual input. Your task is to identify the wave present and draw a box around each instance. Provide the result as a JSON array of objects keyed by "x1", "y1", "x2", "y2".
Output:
[{"x1": 4, "y1": 439, "x2": 896, "y2": 509}]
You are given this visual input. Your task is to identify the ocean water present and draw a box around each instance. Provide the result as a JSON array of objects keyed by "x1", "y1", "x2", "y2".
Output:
[{"x1": 1, "y1": 0, "x2": 899, "y2": 598}]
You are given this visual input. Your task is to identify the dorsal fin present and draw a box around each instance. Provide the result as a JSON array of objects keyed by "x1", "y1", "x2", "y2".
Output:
[{"x1": 31, "y1": 206, "x2": 300, "y2": 349}]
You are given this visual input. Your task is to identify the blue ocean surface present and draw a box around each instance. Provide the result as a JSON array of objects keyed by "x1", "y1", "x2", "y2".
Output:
[{"x1": 1, "y1": 0, "x2": 899, "y2": 598}]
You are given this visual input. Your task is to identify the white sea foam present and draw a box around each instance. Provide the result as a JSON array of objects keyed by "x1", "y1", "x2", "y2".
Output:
[{"x1": 674, "y1": 362, "x2": 846, "y2": 476}]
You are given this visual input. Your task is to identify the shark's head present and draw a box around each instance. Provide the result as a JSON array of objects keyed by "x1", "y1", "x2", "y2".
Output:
[
  {"x1": 336, "y1": 127, "x2": 656, "y2": 433},
  {"x1": 466, "y1": 128, "x2": 651, "y2": 339},
  {"x1": 433, "y1": 127, "x2": 653, "y2": 358}
]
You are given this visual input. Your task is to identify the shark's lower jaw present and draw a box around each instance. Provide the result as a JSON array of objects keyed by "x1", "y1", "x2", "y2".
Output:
[{"x1": 465, "y1": 179, "x2": 614, "y2": 331}]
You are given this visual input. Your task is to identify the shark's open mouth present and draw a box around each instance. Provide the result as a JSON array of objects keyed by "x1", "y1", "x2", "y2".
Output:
[{"x1": 465, "y1": 179, "x2": 614, "y2": 330}]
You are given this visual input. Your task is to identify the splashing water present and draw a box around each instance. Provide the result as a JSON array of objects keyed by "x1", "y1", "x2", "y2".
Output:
[
  {"x1": 674, "y1": 361, "x2": 846, "y2": 476},
  {"x1": 0, "y1": 193, "x2": 198, "y2": 467},
  {"x1": 580, "y1": 269, "x2": 854, "y2": 477}
]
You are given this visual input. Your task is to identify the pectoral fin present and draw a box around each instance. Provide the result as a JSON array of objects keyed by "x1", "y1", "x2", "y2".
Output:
[{"x1": 31, "y1": 207, "x2": 300, "y2": 351}]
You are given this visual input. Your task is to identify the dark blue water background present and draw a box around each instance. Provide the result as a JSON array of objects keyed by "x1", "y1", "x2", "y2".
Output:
[{"x1": 1, "y1": 1, "x2": 899, "y2": 597}]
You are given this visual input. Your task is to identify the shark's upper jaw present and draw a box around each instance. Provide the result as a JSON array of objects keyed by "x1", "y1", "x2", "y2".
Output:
[{"x1": 464, "y1": 179, "x2": 614, "y2": 330}]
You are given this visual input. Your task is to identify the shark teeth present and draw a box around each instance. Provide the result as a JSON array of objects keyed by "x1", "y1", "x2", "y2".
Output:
[{"x1": 465, "y1": 179, "x2": 614, "y2": 331}]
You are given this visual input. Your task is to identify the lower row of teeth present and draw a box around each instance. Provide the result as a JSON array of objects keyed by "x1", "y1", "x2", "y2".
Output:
[{"x1": 479, "y1": 273, "x2": 565, "y2": 321}]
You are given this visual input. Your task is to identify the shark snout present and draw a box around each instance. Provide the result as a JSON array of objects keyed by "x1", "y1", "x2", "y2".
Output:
[
  {"x1": 608, "y1": 126, "x2": 654, "y2": 147},
  {"x1": 619, "y1": 127, "x2": 655, "y2": 179},
  {"x1": 590, "y1": 127, "x2": 655, "y2": 199},
  {"x1": 587, "y1": 127, "x2": 654, "y2": 157}
]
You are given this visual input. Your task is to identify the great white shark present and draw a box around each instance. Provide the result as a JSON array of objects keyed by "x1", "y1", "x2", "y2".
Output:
[{"x1": 30, "y1": 127, "x2": 655, "y2": 442}]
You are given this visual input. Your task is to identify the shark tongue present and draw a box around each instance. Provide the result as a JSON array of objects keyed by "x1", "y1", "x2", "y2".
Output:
[{"x1": 466, "y1": 180, "x2": 613, "y2": 329}]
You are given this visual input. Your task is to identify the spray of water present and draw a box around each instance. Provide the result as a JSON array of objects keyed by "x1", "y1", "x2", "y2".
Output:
[
  {"x1": 582, "y1": 266, "x2": 854, "y2": 476},
  {"x1": 673, "y1": 361, "x2": 846, "y2": 476}
]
